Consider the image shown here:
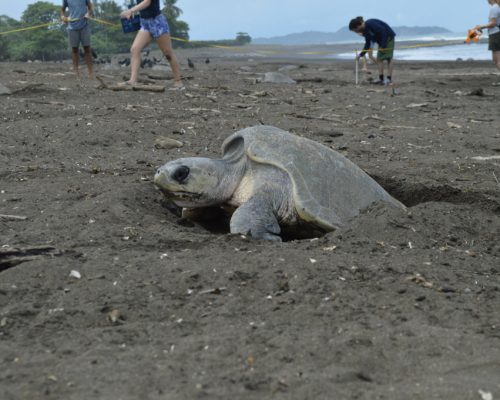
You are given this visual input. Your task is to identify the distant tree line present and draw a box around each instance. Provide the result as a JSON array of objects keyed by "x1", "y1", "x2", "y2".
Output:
[{"x1": 0, "y1": 0, "x2": 251, "y2": 61}]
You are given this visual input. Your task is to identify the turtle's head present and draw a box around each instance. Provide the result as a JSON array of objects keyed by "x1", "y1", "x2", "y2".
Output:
[{"x1": 154, "y1": 157, "x2": 236, "y2": 208}]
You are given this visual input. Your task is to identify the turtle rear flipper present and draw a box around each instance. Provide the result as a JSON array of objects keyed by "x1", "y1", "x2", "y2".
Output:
[{"x1": 230, "y1": 193, "x2": 281, "y2": 241}]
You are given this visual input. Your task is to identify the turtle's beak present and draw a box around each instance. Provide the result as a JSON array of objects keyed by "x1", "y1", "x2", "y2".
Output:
[
  {"x1": 155, "y1": 164, "x2": 190, "y2": 188},
  {"x1": 154, "y1": 165, "x2": 200, "y2": 203},
  {"x1": 154, "y1": 167, "x2": 170, "y2": 189}
]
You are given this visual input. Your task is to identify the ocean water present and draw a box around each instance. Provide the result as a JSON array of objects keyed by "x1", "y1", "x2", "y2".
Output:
[
  {"x1": 393, "y1": 43, "x2": 490, "y2": 61},
  {"x1": 335, "y1": 41, "x2": 491, "y2": 61}
]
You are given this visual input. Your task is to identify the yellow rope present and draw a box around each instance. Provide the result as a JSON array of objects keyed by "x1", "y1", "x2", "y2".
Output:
[
  {"x1": 0, "y1": 17, "x2": 480, "y2": 56},
  {"x1": 0, "y1": 22, "x2": 55, "y2": 36},
  {"x1": 89, "y1": 17, "x2": 119, "y2": 28}
]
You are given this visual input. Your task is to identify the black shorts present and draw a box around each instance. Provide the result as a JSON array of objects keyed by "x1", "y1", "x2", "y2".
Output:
[{"x1": 489, "y1": 31, "x2": 500, "y2": 52}]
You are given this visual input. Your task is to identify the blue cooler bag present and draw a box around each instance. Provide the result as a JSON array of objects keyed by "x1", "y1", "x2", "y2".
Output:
[{"x1": 121, "y1": 15, "x2": 140, "y2": 33}]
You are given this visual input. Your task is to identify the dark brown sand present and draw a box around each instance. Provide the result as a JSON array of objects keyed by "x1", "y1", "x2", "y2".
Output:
[{"x1": 1, "y1": 47, "x2": 500, "y2": 399}]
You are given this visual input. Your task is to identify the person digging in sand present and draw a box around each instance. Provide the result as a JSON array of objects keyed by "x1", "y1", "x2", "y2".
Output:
[
  {"x1": 349, "y1": 16, "x2": 396, "y2": 85},
  {"x1": 120, "y1": 0, "x2": 183, "y2": 89}
]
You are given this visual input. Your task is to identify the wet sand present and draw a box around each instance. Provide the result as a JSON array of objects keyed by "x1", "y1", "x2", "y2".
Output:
[{"x1": 1, "y1": 47, "x2": 500, "y2": 399}]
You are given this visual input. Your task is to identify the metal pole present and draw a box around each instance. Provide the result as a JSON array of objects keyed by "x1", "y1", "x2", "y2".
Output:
[{"x1": 355, "y1": 50, "x2": 359, "y2": 85}]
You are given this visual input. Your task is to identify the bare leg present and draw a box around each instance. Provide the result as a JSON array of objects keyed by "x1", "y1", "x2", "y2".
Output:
[
  {"x1": 71, "y1": 47, "x2": 80, "y2": 76},
  {"x1": 377, "y1": 59, "x2": 384, "y2": 78},
  {"x1": 387, "y1": 59, "x2": 394, "y2": 78},
  {"x1": 128, "y1": 30, "x2": 152, "y2": 84},
  {"x1": 83, "y1": 46, "x2": 94, "y2": 78},
  {"x1": 361, "y1": 57, "x2": 368, "y2": 73},
  {"x1": 493, "y1": 51, "x2": 500, "y2": 71},
  {"x1": 156, "y1": 34, "x2": 182, "y2": 86}
]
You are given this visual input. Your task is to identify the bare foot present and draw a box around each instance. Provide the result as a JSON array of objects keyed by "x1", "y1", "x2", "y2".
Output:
[
  {"x1": 118, "y1": 80, "x2": 136, "y2": 86},
  {"x1": 171, "y1": 81, "x2": 185, "y2": 91}
]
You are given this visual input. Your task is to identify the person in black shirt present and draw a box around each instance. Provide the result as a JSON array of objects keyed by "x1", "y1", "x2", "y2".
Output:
[
  {"x1": 120, "y1": 0, "x2": 183, "y2": 89},
  {"x1": 349, "y1": 16, "x2": 396, "y2": 85}
]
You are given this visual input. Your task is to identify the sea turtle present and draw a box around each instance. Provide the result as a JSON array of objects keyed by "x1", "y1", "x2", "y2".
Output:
[{"x1": 154, "y1": 125, "x2": 405, "y2": 241}]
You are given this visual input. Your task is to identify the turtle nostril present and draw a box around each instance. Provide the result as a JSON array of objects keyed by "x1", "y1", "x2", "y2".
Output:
[{"x1": 172, "y1": 166, "x2": 190, "y2": 183}]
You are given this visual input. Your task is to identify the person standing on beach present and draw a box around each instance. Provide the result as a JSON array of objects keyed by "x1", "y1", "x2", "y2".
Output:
[
  {"x1": 120, "y1": 0, "x2": 183, "y2": 89},
  {"x1": 349, "y1": 16, "x2": 396, "y2": 85},
  {"x1": 474, "y1": 0, "x2": 500, "y2": 71},
  {"x1": 61, "y1": 0, "x2": 94, "y2": 79}
]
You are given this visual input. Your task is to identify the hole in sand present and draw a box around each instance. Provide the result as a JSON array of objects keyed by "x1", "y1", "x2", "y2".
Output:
[{"x1": 372, "y1": 175, "x2": 500, "y2": 212}]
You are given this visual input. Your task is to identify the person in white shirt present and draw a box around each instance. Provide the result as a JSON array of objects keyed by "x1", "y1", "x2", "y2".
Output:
[{"x1": 474, "y1": 0, "x2": 500, "y2": 71}]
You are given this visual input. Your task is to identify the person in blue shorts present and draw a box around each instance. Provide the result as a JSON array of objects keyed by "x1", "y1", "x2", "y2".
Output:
[
  {"x1": 120, "y1": 0, "x2": 183, "y2": 89},
  {"x1": 61, "y1": 0, "x2": 94, "y2": 78},
  {"x1": 349, "y1": 16, "x2": 396, "y2": 85}
]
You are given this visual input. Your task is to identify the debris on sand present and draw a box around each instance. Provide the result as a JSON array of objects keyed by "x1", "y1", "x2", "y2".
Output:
[
  {"x1": 405, "y1": 273, "x2": 433, "y2": 288},
  {"x1": 154, "y1": 137, "x2": 183, "y2": 149},
  {"x1": 468, "y1": 88, "x2": 484, "y2": 96},
  {"x1": 0, "y1": 214, "x2": 27, "y2": 221},
  {"x1": 406, "y1": 103, "x2": 429, "y2": 108},
  {"x1": 447, "y1": 122, "x2": 462, "y2": 129},
  {"x1": 69, "y1": 270, "x2": 81, "y2": 279},
  {"x1": 471, "y1": 155, "x2": 500, "y2": 161},
  {"x1": 96, "y1": 76, "x2": 165, "y2": 92},
  {"x1": 107, "y1": 309, "x2": 125, "y2": 324},
  {"x1": 278, "y1": 65, "x2": 299, "y2": 72},
  {"x1": 263, "y1": 72, "x2": 296, "y2": 84},
  {"x1": 0, "y1": 246, "x2": 62, "y2": 271},
  {"x1": 478, "y1": 390, "x2": 493, "y2": 400},
  {"x1": 199, "y1": 287, "x2": 227, "y2": 295},
  {"x1": 0, "y1": 82, "x2": 12, "y2": 95}
]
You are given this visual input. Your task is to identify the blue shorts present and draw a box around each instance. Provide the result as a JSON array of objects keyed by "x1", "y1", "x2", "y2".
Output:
[{"x1": 140, "y1": 14, "x2": 170, "y2": 40}]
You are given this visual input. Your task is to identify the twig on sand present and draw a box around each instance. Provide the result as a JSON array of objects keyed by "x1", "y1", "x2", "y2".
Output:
[
  {"x1": 18, "y1": 98, "x2": 69, "y2": 107},
  {"x1": 10, "y1": 83, "x2": 44, "y2": 94},
  {"x1": 471, "y1": 155, "x2": 500, "y2": 161},
  {"x1": 0, "y1": 245, "x2": 62, "y2": 271},
  {"x1": 380, "y1": 125, "x2": 421, "y2": 131},
  {"x1": 288, "y1": 113, "x2": 342, "y2": 123},
  {"x1": 0, "y1": 214, "x2": 27, "y2": 221},
  {"x1": 96, "y1": 75, "x2": 165, "y2": 92},
  {"x1": 493, "y1": 171, "x2": 499, "y2": 186}
]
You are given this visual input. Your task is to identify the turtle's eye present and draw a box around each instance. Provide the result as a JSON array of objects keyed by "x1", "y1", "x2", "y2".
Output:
[{"x1": 172, "y1": 165, "x2": 190, "y2": 183}]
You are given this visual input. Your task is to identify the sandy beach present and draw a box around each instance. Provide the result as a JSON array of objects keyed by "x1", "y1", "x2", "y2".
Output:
[{"x1": 1, "y1": 45, "x2": 500, "y2": 399}]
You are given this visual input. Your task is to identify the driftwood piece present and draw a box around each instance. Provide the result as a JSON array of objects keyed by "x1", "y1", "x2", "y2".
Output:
[
  {"x1": 18, "y1": 98, "x2": 69, "y2": 107},
  {"x1": 1, "y1": 82, "x2": 43, "y2": 95},
  {"x1": 145, "y1": 73, "x2": 195, "y2": 81},
  {"x1": 0, "y1": 214, "x2": 27, "y2": 221},
  {"x1": 11, "y1": 83, "x2": 44, "y2": 94},
  {"x1": 0, "y1": 245, "x2": 62, "y2": 271},
  {"x1": 96, "y1": 75, "x2": 165, "y2": 92},
  {"x1": 122, "y1": 75, "x2": 157, "y2": 85}
]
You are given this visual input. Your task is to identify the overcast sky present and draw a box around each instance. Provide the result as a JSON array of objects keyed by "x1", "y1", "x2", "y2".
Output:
[{"x1": 1, "y1": 1, "x2": 488, "y2": 40}]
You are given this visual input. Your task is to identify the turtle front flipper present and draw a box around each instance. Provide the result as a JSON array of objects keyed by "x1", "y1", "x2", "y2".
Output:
[{"x1": 230, "y1": 193, "x2": 281, "y2": 241}]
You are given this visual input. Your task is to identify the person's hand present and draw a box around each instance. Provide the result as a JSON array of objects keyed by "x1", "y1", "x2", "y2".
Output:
[
  {"x1": 61, "y1": 16, "x2": 69, "y2": 23},
  {"x1": 120, "y1": 9, "x2": 133, "y2": 19},
  {"x1": 474, "y1": 25, "x2": 483, "y2": 32},
  {"x1": 84, "y1": 12, "x2": 91, "y2": 19}
]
